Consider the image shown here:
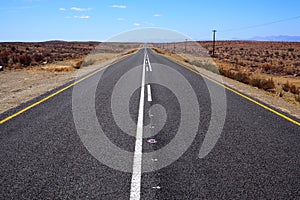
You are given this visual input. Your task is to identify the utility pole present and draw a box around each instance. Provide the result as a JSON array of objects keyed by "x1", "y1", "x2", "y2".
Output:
[
  {"x1": 185, "y1": 39, "x2": 188, "y2": 53},
  {"x1": 212, "y1": 30, "x2": 217, "y2": 57},
  {"x1": 173, "y1": 42, "x2": 176, "y2": 52}
]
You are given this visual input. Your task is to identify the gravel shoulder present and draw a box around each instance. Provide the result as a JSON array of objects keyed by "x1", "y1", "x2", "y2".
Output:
[{"x1": 0, "y1": 53, "x2": 133, "y2": 114}]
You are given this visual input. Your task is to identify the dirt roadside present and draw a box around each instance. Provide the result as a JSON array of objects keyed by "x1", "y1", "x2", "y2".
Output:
[
  {"x1": 1, "y1": 47, "x2": 299, "y2": 121},
  {"x1": 152, "y1": 49, "x2": 300, "y2": 120},
  {"x1": 0, "y1": 52, "x2": 136, "y2": 114}
]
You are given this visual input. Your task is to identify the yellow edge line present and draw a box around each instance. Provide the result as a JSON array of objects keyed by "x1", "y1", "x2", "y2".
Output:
[
  {"x1": 182, "y1": 65, "x2": 300, "y2": 127},
  {"x1": 0, "y1": 53, "x2": 133, "y2": 125},
  {"x1": 2, "y1": 51, "x2": 299, "y2": 127}
]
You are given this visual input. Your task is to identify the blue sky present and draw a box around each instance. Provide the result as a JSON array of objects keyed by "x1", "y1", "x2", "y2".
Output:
[{"x1": 1, "y1": 0, "x2": 299, "y2": 41}]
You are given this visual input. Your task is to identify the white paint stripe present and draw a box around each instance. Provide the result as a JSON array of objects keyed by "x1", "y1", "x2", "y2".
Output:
[
  {"x1": 147, "y1": 84, "x2": 152, "y2": 102},
  {"x1": 146, "y1": 67, "x2": 149, "y2": 72},
  {"x1": 130, "y1": 48, "x2": 147, "y2": 200},
  {"x1": 147, "y1": 54, "x2": 152, "y2": 71}
]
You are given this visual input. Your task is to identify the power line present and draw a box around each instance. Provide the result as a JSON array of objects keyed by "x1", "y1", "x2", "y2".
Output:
[{"x1": 219, "y1": 15, "x2": 300, "y2": 33}]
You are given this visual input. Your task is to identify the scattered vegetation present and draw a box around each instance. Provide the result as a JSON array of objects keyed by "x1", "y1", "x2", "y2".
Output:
[
  {"x1": 282, "y1": 81, "x2": 299, "y2": 95},
  {"x1": 295, "y1": 95, "x2": 300, "y2": 102},
  {"x1": 197, "y1": 41, "x2": 300, "y2": 76},
  {"x1": 282, "y1": 82, "x2": 291, "y2": 92},
  {"x1": 290, "y1": 84, "x2": 300, "y2": 95},
  {"x1": 0, "y1": 41, "x2": 140, "y2": 71},
  {"x1": 0, "y1": 41, "x2": 100, "y2": 70},
  {"x1": 219, "y1": 68, "x2": 275, "y2": 91},
  {"x1": 153, "y1": 41, "x2": 300, "y2": 102}
]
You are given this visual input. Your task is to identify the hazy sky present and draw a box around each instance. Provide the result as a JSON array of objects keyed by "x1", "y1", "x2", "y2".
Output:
[{"x1": 1, "y1": 0, "x2": 299, "y2": 41}]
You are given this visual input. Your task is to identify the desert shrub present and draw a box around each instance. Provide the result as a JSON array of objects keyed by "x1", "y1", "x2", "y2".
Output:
[
  {"x1": 290, "y1": 85, "x2": 299, "y2": 95},
  {"x1": 12, "y1": 55, "x2": 19, "y2": 64},
  {"x1": 234, "y1": 72, "x2": 251, "y2": 84},
  {"x1": 285, "y1": 66, "x2": 295, "y2": 75},
  {"x1": 260, "y1": 78, "x2": 275, "y2": 91},
  {"x1": 218, "y1": 68, "x2": 234, "y2": 79},
  {"x1": 262, "y1": 63, "x2": 271, "y2": 72},
  {"x1": 219, "y1": 68, "x2": 226, "y2": 76},
  {"x1": 11, "y1": 46, "x2": 16, "y2": 52},
  {"x1": 282, "y1": 82, "x2": 290, "y2": 92},
  {"x1": 42, "y1": 52, "x2": 51, "y2": 57},
  {"x1": 0, "y1": 51, "x2": 10, "y2": 66},
  {"x1": 295, "y1": 95, "x2": 300, "y2": 102},
  {"x1": 18, "y1": 54, "x2": 32, "y2": 66},
  {"x1": 225, "y1": 70, "x2": 235, "y2": 79},
  {"x1": 287, "y1": 48, "x2": 294, "y2": 52},
  {"x1": 33, "y1": 54, "x2": 44, "y2": 62},
  {"x1": 250, "y1": 78, "x2": 261, "y2": 88},
  {"x1": 294, "y1": 62, "x2": 300, "y2": 67},
  {"x1": 249, "y1": 78, "x2": 275, "y2": 91}
]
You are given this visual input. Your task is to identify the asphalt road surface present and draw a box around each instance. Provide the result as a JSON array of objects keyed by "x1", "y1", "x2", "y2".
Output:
[{"x1": 0, "y1": 47, "x2": 299, "y2": 199}]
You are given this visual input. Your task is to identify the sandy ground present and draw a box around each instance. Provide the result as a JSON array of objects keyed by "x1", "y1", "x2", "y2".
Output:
[
  {"x1": 155, "y1": 51, "x2": 300, "y2": 120},
  {"x1": 0, "y1": 53, "x2": 132, "y2": 114}
]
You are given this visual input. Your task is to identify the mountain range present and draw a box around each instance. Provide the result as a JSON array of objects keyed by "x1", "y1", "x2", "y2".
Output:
[{"x1": 249, "y1": 35, "x2": 300, "y2": 42}]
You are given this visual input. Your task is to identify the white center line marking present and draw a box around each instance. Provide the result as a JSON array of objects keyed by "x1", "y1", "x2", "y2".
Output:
[
  {"x1": 147, "y1": 84, "x2": 152, "y2": 102},
  {"x1": 146, "y1": 66, "x2": 149, "y2": 72},
  {"x1": 130, "y1": 48, "x2": 147, "y2": 200},
  {"x1": 147, "y1": 54, "x2": 152, "y2": 71}
]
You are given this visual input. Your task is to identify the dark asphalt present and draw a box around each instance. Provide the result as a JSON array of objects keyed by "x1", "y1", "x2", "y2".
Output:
[{"x1": 0, "y1": 48, "x2": 299, "y2": 199}]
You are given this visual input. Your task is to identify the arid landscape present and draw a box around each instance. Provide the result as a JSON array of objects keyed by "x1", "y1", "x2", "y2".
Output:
[
  {"x1": 0, "y1": 41, "x2": 140, "y2": 113},
  {"x1": 0, "y1": 40, "x2": 299, "y2": 115},
  {"x1": 152, "y1": 41, "x2": 300, "y2": 104}
]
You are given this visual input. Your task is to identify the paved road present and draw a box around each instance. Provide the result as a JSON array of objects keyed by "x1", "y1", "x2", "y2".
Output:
[{"x1": 0, "y1": 48, "x2": 299, "y2": 199}]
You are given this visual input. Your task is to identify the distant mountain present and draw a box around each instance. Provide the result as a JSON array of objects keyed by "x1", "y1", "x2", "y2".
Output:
[{"x1": 250, "y1": 35, "x2": 300, "y2": 42}]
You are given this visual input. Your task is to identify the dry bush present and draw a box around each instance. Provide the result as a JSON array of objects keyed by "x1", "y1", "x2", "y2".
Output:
[
  {"x1": 290, "y1": 85, "x2": 299, "y2": 95},
  {"x1": 196, "y1": 41, "x2": 300, "y2": 77},
  {"x1": 249, "y1": 78, "x2": 261, "y2": 88},
  {"x1": 0, "y1": 51, "x2": 10, "y2": 66},
  {"x1": 18, "y1": 54, "x2": 32, "y2": 66},
  {"x1": 41, "y1": 65, "x2": 75, "y2": 72},
  {"x1": 233, "y1": 72, "x2": 251, "y2": 84},
  {"x1": 249, "y1": 78, "x2": 275, "y2": 91},
  {"x1": 0, "y1": 41, "x2": 101, "y2": 70},
  {"x1": 260, "y1": 79, "x2": 276, "y2": 91},
  {"x1": 33, "y1": 54, "x2": 44, "y2": 62},
  {"x1": 282, "y1": 82, "x2": 290, "y2": 92}
]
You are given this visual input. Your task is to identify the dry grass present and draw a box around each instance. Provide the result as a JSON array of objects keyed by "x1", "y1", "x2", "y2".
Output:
[
  {"x1": 122, "y1": 48, "x2": 139, "y2": 56},
  {"x1": 0, "y1": 42, "x2": 141, "y2": 71},
  {"x1": 152, "y1": 48, "x2": 187, "y2": 62},
  {"x1": 152, "y1": 43, "x2": 300, "y2": 105}
]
